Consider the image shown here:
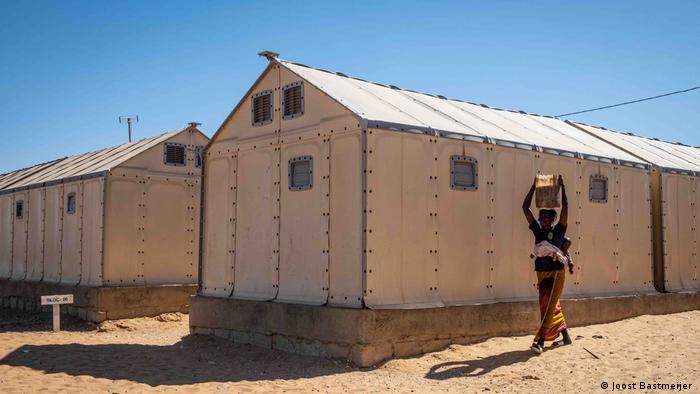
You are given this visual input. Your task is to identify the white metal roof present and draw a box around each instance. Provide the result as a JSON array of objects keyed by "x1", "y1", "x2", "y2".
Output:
[
  {"x1": 280, "y1": 60, "x2": 647, "y2": 166},
  {"x1": 572, "y1": 122, "x2": 700, "y2": 173},
  {"x1": 0, "y1": 127, "x2": 189, "y2": 194}
]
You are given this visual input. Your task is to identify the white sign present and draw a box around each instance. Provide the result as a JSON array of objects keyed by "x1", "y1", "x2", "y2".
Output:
[{"x1": 41, "y1": 294, "x2": 74, "y2": 305}]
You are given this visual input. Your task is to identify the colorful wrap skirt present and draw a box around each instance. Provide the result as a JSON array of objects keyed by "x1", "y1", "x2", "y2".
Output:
[{"x1": 535, "y1": 269, "x2": 568, "y2": 341}]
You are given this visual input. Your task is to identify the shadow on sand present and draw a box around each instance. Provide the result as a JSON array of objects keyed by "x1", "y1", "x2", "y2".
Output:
[
  {"x1": 0, "y1": 334, "x2": 355, "y2": 386},
  {"x1": 0, "y1": 307, "x2": 94, "y2": 333},
  {"x1": 425, "y1": 349, "x2": 536, "y2": 380}
]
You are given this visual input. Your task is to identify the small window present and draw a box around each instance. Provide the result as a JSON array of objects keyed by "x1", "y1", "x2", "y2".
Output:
[
  {"x1": 15, "y1": 200, "x2": 24, "y2": 220},
  {"x1": 164, "y1": 142, "x2": 186, "y2": 166},
  {"x1": 282, "y1": 81, "x2": 304, "y2": 120},
  {"x1": 289, "y1": 156, "x2": 313, "y2": 191},
  {"x1": 450, "y1": 155, "x2": 478, "y2": 191},
  {"x1": 195, "y1": 146, "x2": 204, "y2": 168},
  {"x1": 589, "y1": 174, "x2": 608, "y2": 203},
  {"x1": 66, "y1": 193, "x2": 76, "y2": 214},
  {"x1": 251, "y1": 90, "x2": 273, "y2": 126}
]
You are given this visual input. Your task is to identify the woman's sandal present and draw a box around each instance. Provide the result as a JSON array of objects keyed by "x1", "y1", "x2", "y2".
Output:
[
  {"x1": 530, "y1": 342, "x2": 544, "y2": 354},
  {"x1": 551, "y1": 339, "x2": 572, "y2": 348}
]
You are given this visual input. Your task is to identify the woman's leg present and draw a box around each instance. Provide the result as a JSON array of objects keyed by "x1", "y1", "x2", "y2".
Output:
[{"x1": 532, "y1": 270, "x2": 568, "y2": 353}]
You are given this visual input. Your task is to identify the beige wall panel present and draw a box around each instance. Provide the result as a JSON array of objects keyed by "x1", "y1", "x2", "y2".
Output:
[
  {"x1": 616, "y1": 167, "x2": 655, "y2": 293},
  {"x1": 80, "y1": 179, "x2": 104, "y2": 286},
  {"x1": 25, "y1": 188, "x2": 45, "y2": 282},
  {"x1": 675, "y1": 176, "x2": 696, "y2": 290},
  {"x1": 201, "y1": 155, "x2": 235, "y2": 297},
  {"x1": 365, "y1": 130, "x2": 440, "y2": 308},
  {"x1": 328, "y1": 132, "x2": 363, "y2": 307},
  {"x1": 692, "y1": 179, "x2": 700, "y2": 288},
  {"x1": 277, "y1": 138, "x2": 330, "y2": 305},
  {"x1": 233, "y1": 146, "x2": 279, "y2": 300},
  {"x1": 663, "y1": 174, "x2": 696, "y2": 291},
  {"x1": 0, "y1": 195, "x2": 14, "y2": 278},
  {"x1": 536, "y1": 155, "x2": 580, "y2": 297},
  {"x1": 103, "y1": 177, "x2": 144, "y2": 285},
  {"x1": 43, "y1": 186, "x2": 63, "y2": 283},
  {"x1": 11, "y1": 191, "x2": 28, "y2": 280},
  {"x1": 661, "y1": 174, "x2": 679, "y2": 291},
  {"x1": 60, "y1": 183, "x2": 82, "y2": 285},
  {"x1": 577, "y1": 163, "x2": 617, "y2": 295},
  {"x1": 436, "y1": 139, "x2": 492, "y2": 304},
  {"x1": 491, "y1": 147, "x2": 539, "y2": 300},
  {"x1": 141, "y1": 177, "x2": 194, "y2": 284}
]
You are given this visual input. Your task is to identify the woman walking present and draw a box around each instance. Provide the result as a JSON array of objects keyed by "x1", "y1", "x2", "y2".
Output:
[{"x1": 522, "y1": 175, "x2": 573, "y2": 354}]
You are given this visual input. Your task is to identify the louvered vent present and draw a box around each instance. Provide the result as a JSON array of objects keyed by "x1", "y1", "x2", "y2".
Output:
[
  {"x1": 252, "y1": 90, "x2": 273, "y2": 126},
  {"x1": 195, "y1": 146, "x2": 204, "y2": 168},
  {"x1": 283, "y1": 82, "x2": 304, "y2": 119},
  {"x1": 450, "y1": 155, "x2": 478, "y2": 191},
  {"x1": 289, "y1": 156, "x2": 313, "y2": 191},
  {"x1": 66, "y1": 193, "x2": 77, "y2": 214},
  {"x1": 15, "y1": 200, "x2": 24, "y2": 219},
  {"x1": 589, "y1": 175, "x2": 608, "y2": 203},
  {"x1": 164, "y1": 143, "x2": 186, "y2": 166}
]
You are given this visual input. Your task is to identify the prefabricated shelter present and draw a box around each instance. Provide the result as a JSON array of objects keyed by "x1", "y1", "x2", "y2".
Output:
[
  {"x1": 187, "y1": 54, "x2": 695, "y2": 365},
  {"x1": 1, "y1": 125, "x2": 209, "y2": 321},
  {"x1": 568, "y1": 122, "x2": 700, "y2": 293}
]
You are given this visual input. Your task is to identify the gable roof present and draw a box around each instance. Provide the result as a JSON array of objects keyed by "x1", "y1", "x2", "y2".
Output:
[
  {"x1": 569, "y1": 121, "x2": 700, "y2": 174},
  {"x1": 277, "y1": 60, "x2": 648, "y2": 167},
  {"x1": 0, "y1": 127, "x2": 193, "y2": 194}
]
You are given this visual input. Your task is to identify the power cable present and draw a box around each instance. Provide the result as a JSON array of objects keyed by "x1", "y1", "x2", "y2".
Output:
[{"x1": 556, "y1": 86, "x2": 700, "y2": 117}]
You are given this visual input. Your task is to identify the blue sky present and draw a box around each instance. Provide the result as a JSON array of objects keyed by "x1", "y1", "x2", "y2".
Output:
[{"x1": 1, "y1": 1, "x2": 698, "y2": 173}]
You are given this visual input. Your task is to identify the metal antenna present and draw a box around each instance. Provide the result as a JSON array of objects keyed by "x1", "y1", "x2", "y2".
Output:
[{"x1": 119, "y1": 115, "x2": 139, "y2": 142}]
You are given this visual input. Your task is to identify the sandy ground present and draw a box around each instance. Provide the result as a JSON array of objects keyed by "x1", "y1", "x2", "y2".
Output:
[{"x1": 1, "y1": 308, "x2": 699, "y2": 393}]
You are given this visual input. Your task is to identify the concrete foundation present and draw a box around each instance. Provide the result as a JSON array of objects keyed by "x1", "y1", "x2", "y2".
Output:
[
  {"x1": 0, "y1": 279, "x2": 196, "y2": 322},
  {"x1": 190, "y1": 292, "x2": 700, "y2": 367}
]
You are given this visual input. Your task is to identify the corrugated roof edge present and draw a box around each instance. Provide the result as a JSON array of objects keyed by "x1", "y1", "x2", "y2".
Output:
[
  {"x1": 278, "y1": 59, "x2": 649, "y2": 169},
  {"x1": 570, "y1": 119, "x2": 695, "y2": 149},
  {"x1": 566, "y1": 120, "x2": 695, "y2": 175},
  {"x1": 367, "y1": 119, "x2": 648, "y2": 169},
  {"x1": 0, "y1": 127, "x2": 191, "y2": 196},
  {"x1": 0, "y1": 158, "x2": 65, "y2": 178}
]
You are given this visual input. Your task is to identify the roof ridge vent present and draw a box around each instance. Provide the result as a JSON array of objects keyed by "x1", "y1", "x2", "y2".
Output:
[{"x1": 258, "y1": 50, "x2": 279, "y2": 61}]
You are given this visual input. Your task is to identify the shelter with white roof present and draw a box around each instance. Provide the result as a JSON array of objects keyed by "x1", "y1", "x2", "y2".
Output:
[
  {"x1": 1, "y1": 124, "x2": 209, "y2": 320},
  {"x1": 199, "y1": 54, "x2": 661, "y2": 309}
]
